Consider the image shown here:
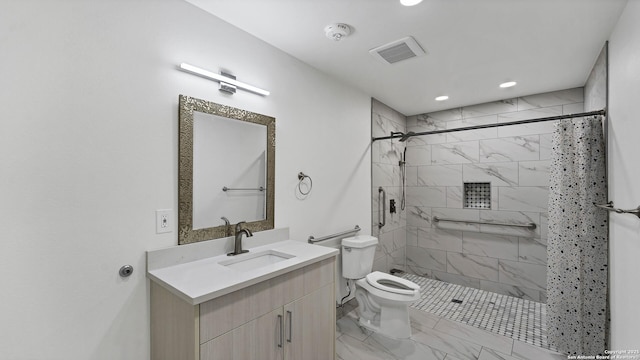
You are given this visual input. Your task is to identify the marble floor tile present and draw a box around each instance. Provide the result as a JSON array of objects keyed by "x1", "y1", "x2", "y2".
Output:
[
  {"x1": 409, "y1": 307, "x2": 441, "y2": 331},
  {"x1": 445, "y1": 355, "x2": 468, "y2": 360},
  {"x1": 336, "y1": 333, "x2": 397, "y2": 360},
  {"x1": 411, "y1": 326, "x2": 483, "y2": 360},
  {"x1": 334, "y1": 273, "x2": 568, "y2": 360},
  {"x1": 478, "y1": 347, "x2": 521, "y2": 360},
  {"x1": 434, "y1": 318, "x2": 514, "y2": 355},
  {"x1": 512, "y1": 340, "x2": 566, "y2": 360},
  {"x1": 369, "y1": 332, "x2": 447, "y2": 360},
  {"x1": 402, "y1": 274, "x2": 553, "y2": 350},
  {"x1": 336, "y1": 309, "x2": 372, "y2": 341}
]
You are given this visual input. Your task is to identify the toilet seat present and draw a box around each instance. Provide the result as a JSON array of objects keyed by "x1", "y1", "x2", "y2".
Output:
[{"x1": 365, "y1": 271, "x2": 420, "y2": 296}]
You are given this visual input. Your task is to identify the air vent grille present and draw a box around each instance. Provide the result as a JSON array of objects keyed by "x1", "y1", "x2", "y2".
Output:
[
  {"x1": 369, "y1": 36, "x2": 426, "y2": 64},
  {"x1": 377, "y1": 43, "x2": 416, "y2": 64}
]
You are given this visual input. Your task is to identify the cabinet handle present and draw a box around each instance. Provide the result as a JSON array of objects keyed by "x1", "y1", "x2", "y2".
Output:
[
  {"x1": 286, "y1": 310, "x2": 292, "y2": 343},
  {"x1": 277, "y1": 314, "x2": 283, "y2": 348}
]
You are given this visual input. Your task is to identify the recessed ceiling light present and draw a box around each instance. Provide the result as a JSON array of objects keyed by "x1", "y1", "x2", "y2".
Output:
[
  {"x1": 400, "y1": 0, "x2": 423, "y2": 6},
  {"x1": 435, "y1": 95, "x2": 449, "y2": 101},
  {"x1": 499, "y1": 81, "x2": 517, "y2": 88}
]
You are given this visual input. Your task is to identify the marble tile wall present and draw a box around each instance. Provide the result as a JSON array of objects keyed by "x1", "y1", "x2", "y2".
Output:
[
  {"x1": 371, "y1": 98, "x2": 408, "y2": 273},
  {"x1": 403, "y1": 88, "x2": 585, "y2": 302}
]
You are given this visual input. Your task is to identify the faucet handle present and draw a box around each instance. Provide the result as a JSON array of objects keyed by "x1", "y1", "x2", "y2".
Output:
[{"x1": 235, "y1": 221, "x2": 247, "y2": 231}]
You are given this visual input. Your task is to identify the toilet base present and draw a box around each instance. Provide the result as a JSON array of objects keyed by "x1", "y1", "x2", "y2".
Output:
[
  {"x1": 354, "y1": 282, "x2": 415, "y2": 339},
  {"x1": 357, "y1": 305, "x2": 413, "y2": 339}
]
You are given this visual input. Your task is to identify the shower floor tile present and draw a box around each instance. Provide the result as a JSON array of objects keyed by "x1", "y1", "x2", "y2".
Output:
[{"x1": 401, "y1": 273, "x2": 556, "y2": 351}]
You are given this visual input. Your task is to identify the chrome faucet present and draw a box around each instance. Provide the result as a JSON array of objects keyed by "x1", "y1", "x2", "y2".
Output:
[{"x1": 227, "y1": 221, "x2": 252, "y2": 256}]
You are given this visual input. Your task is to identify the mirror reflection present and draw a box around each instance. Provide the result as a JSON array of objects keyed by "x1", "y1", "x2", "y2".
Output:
[
  {"x1": 192, "y1": 111, "x2": 267, "y2": 229},
  {"x1": 178, "y1": 95, "x2": 275, "y2": 244}
]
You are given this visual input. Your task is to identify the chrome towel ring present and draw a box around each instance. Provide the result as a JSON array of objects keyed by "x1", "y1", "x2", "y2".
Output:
[{"x1": 297, "y1": 172, "x2": 313, "y2": 195}]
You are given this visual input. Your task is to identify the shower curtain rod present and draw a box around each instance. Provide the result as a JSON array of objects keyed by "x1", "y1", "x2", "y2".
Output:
[{"x1": 371, "y1": 108, "x2": 606, "y2": 142}]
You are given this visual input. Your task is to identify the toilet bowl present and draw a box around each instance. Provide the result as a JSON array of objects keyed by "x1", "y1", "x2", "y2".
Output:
[
  {"x1": 341, "y1": 236, "x2": 421, "y2": 339},
  {"x1": 354, "y1": 271, "x2": 420, "y2": 338}
]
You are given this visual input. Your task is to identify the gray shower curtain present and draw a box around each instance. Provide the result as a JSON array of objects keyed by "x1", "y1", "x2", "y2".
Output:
[{"x1": 547, "y1": 116, "x2": 608, "y2": 355}]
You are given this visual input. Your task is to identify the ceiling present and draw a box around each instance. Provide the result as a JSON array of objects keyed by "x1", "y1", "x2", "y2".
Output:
[{"x1": 185, "y1": 0, "x2": 627, "y2": 116}]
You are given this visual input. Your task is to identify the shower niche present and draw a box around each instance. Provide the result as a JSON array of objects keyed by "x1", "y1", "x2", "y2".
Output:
[{"x1": 463, "y1": 182, "x2": 491, "y2": 209}]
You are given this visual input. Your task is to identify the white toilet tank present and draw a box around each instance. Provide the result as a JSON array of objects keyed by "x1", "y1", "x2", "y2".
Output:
[{"x1": 341, "y1": 235, "x2": 378, "y2": 279}]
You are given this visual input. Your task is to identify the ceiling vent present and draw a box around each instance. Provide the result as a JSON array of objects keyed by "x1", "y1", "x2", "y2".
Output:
[{"x1": 369, "y1": 36, "x2": 426, "y2": 64}]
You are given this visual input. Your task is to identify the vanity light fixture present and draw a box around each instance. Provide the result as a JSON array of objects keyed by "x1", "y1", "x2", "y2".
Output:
[
  {"x1": 499, "y1": 81, "x2": 517, "y2": 88},
  {"x1": 400, "y1": 0, "x2": 423, "y2": 6},
  {"x1": 435, "y1": 95, "x2": 449, "y2": 101},
  {"x1": 179, "y1": 63, "x2": 270, "y2": 96}
]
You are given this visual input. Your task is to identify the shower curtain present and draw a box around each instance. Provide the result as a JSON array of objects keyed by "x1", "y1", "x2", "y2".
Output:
[{"x1": 547, "y1": 116, "x2": 608, "y2": 355}]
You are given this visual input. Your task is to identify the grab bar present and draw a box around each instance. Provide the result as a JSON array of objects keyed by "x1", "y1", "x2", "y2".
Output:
[
  {"x1": 378, "y1": 187, "x2": 386, "y2": 228},
  {"x1": 308, "y1": 225, "x2": 361, "y2": 244},
  {"x1": 223, "y1": 186, "x2": 265, "y2": 192},
  {"x1": 433, "y1": 216, "x2": 536, "y2": 230},
  {"x1": 594, "y1": 201, "x2": 640, "y2": 219}
]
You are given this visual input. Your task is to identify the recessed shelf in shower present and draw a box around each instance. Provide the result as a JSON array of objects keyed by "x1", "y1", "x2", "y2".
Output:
[{"x1": 464, "y1": 182, "x2": 491, "y2": 209}]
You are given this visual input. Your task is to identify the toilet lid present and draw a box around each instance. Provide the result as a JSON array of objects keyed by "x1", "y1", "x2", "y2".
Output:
[{"x1": 365, "y1": 271, "x2": 420, "y2": 295}]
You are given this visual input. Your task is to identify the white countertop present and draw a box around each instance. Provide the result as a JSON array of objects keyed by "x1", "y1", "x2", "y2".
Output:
[{"x1": 147, "y1": 239, "x2": 338, "y2": 305}]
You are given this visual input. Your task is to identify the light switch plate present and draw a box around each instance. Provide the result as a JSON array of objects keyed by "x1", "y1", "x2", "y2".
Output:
[{"x1": 156, "y1": 209, "x2": 173, "y2": 234}]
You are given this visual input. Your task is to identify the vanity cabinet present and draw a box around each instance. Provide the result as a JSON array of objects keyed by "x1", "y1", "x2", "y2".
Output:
[
  {"x1": 283, "y1": 284, "x2": 335, "y2": 359},
  {"x1": 150, "y1": 257, "x2": 336, "y2": 360}
]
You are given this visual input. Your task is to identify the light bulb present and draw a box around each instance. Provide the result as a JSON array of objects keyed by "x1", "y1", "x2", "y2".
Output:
[
  {"x1": 499, "y1": 81, "x2": 517, "y2": 88},
  {"x1": 400, "y1": 0, "x2": 423, "y2": 6}
]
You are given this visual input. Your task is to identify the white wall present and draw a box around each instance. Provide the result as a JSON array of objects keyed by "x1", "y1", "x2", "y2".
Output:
[
  {"x1": 0, "y1": 1, "x2": 371, "y2": 359},
  {"x1": 607, "y1": 0, "x2": 640, "y2": 349}
]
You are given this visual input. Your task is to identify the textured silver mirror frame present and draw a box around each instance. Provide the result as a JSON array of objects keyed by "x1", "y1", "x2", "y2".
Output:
[{"x1": 178, "y1": 95, "x2": 275, "y2": 245}]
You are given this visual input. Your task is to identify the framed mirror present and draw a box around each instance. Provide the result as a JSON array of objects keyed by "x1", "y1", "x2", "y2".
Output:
[{"x1": 178, "y1": 95, "x2": 275, "y2": 244}]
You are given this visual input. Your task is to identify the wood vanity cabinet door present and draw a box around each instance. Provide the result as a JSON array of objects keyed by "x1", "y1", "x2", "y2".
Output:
[
  {"x1": 200, "y1": 308, "x2": 284, "y2": 360},
  {"x1": 199, "y1": 331, "x2": 232, "y2": 360},
  {"x1": 283, "y1": 283, "x2": 335, "y2": 360},
  {"x1": 248, "y1": 308, "x2": 284, "y2": 360}
]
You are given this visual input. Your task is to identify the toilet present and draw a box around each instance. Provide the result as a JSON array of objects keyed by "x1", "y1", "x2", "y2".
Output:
[{"x1": 341, "y1": 235, "x2": 421, "y2": 339}]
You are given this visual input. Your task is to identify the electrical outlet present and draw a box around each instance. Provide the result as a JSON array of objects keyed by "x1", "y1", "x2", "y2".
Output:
[{"x1": 156, "y1": 209, "x2": 173, "y2": 234}]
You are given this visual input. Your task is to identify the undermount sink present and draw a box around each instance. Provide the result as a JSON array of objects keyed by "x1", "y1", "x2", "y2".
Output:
[{"x1": 219, "y1": 249, "x2": 295, "y2": 271}]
